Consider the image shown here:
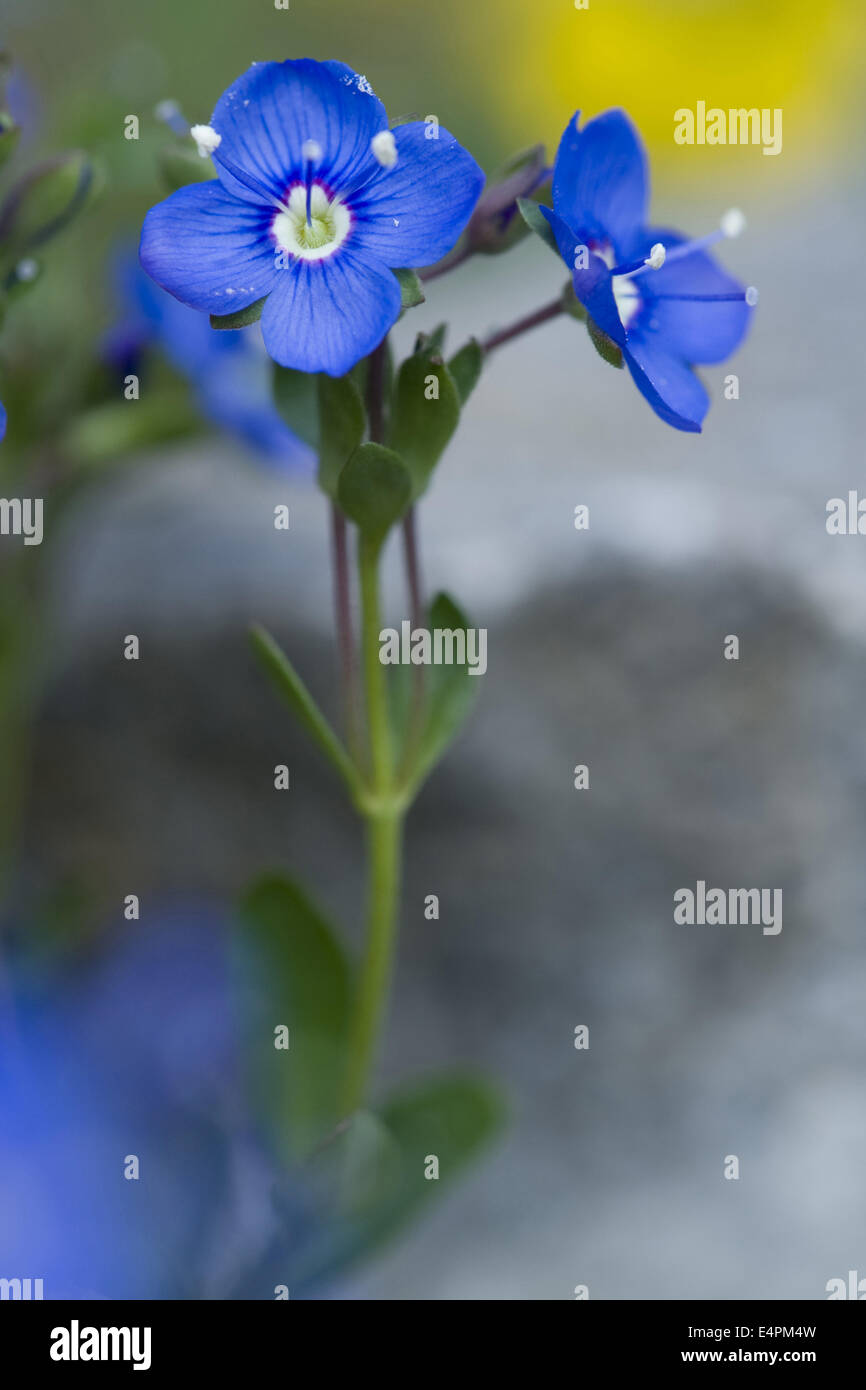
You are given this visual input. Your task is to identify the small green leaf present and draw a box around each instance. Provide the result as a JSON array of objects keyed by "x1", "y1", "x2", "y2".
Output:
[
  {"x1": 447, "y1": 339, "x2": 483, "y2": 405},
  {"x1": 410, "y1": 592, "x2": 481, "y2": 791},
  {"x1": 272, "y1": 364, "x2": 320, "y2": 450},
  {"x1": 209, "y1": 297, "x2": 266, "y2": 330},
  {"x1": 317, "y1": 1110, "x2": 403, "y2": 1217},
  {"x1": 560, "y1": 278, "x2": 586, "y2": 322},
  {"x1": 236, "y1": 874, "x2": 352, "y2": 1162},
  {"x1": 381, "y1": 1073, "x2": 505, "y2": 1195},
  {"x1": 586, "y1": 315, "x2": 624, "y2": 368},
  {"x1": 337, "y1": 442, "x2": 411, "y2": 546},
  {"x1": 389, "y1": 350, "x2": 461, "y2": 500},
  {"x1": 316, "y1": 373, "x2": 366, "y2": 497},
  {"x1": 0, "y1": 150, "x2": 95, "y2": 259},
  {"x1": 0, "y1": 112, "x2": 20, "y2": 169},
  {"x1": 297, "y1": 1072, "x2": 504, "y2": 1285},
  {"x1": 415, "y1": 322, "x2": 447, "y2": 357},
  {"x1": 249, "y1": 624, "x2": 360, "y2": 796},
  {"x1": 516, "y1": 196, "x2": 560, "y2": 257},
  {"x1": 392, "y1": 266, "x2": 425, "y2": 311},
  {"x1": 158, "y1": 142, "x2": 214, "y2": 191}
]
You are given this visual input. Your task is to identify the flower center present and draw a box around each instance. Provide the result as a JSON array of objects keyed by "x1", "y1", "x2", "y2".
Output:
[
  {"x1": 595, "y1": 244, "x2": 642, "y2": 329},
  {"x1": 272, "y1": 184, "x2": 351, "y2": 262}
]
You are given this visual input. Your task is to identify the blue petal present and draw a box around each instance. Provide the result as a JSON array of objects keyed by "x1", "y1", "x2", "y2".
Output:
[
  {"x1": 635, "y1": 226, "x2": 753, "y2": 364},
  {"x1": 540, "y1": 206, "x2": 626, "y2": 347},
  {"x1": 351, "y1": 122, "x2": 484, "y2": 267},
  {"x1": 0, "y1": 401, "x2": 6, "y2": 442},
  {"x1": 624, "y1": 338, "x2": 708, "y2": 432},
  {"x1": 552, "y1": 109, "x2": 648, "y2": 256},
  {"x1": 140, "y1": 181, "x2": 275, "y2": 315},
  {"x1": 261, "y1": 248, "x2": 401, "y2": 376},
  {"x1": 209, "y1": 59, "x2": 388, "y2": 206}
]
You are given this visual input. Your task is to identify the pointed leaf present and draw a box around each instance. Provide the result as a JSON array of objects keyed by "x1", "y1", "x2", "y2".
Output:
[
  {"x1": 410, "y1": 592, "x2": 481, "y2": 790},
  {"x1": 392, "y1": 267, "x2": 425, "y2": 310},
  {"x1": 586, "y1": 315, "x2": 624, "y2": 368},
  {"x1": 447, "y1": 339, "x2": 482, "y2": 405},
  {"x1": 249, "y1": 624, "x2": 360, "y2": 796},
  {"x1": 389, "y1": 351, "x2": 461, "y2": 500},
  {"x1": 210, "y1": 296, "x2": 265, "y2": 330},
  {"x1": 272, "y1": 363, "x2": 319, "y2": 449},
  {"x1": 236, "y1": 874, "x2": 352, "y2": 1161},
  {"x1": 316, "y1": 373, "x2": 366, "y2": 497},
  {"x1": 517, "y1": 195, "x2": 560, "y2": 257},
  {"x1": 337, "y1": 442, "x2": 411, "y2": 545}
]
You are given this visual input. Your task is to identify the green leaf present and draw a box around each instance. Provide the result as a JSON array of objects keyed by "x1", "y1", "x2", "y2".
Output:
[
  {"x1": 297, "y1": 1072, "x2": 504, "y2": 1284},
  {"x1": 236, "y1": 874, "x2": 352, "y2": 1162},
  {"x1": 158, "y1": 142, "x2": 214, "y2": 191},
  {"x1": 586, "y1": 315, "x2": 624, "y2": 369},
  {"x1": 249, "y1": 624, "x2": 360, "y2": 797},
  {"x1": 381, "y1": 1073, "x2": 505, "y2": 1197},
  {"x1": 389, "y1": 350, "x2": 461, "y2": 500},
  {"x1": 210, "y1": 297, "x2": 266, "y2": 330},
  {"x1": 560, "y1": 278, "x2": 586, "y2": 322},
  {"x1": 410, "y1": 592, "x2": 481, "y2": 791},
  {"x1": 272, "y1": 364, "x2": 319, "y2": 450},
  {"x1": 392, "y1": 266, "x2": 425, "y2": 311},
  {"x1": 337, "y1": 442, "x2": 411, "y2": 546},
  {"x1": 0, "y1": 112, "x2": 20, "y2": 169},
  {"x1": 415, "y1": 322, "x2": 447, "y2": 357},
  {"x1": 516, "y1": 196, "x2": 560, "y2": 257},
  {"x1": 316, "y1": 373, "x2": 366, "y2": 497},
  {"x1": 0, "y1": 150, "x2": 95, "y2": 259},
  {"x1": 316, "y1": 1110, "x2": 403, "y2": 1217},
  {"x1": 447, "y1": 339, "x2": 483, "y2": 405}
]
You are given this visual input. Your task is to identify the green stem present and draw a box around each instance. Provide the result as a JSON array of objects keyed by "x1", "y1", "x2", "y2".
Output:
[
  {"x1": 340, "y1": 807, "x2": 403, "y2": 1114},
  {"x1": 340, "y1": 533, "x2": 405, "y2": 1114}
]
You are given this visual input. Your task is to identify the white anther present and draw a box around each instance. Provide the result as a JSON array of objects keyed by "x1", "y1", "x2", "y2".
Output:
[
  {"x1": 720, "y1": 208, "x2": 746, "y2": 238},
  {"x1": 645, "y1": 242, "x2": 666, "y2": 270},
  {"x1": 745, "y1": 285, "x2": 759, "y2": 306},
  {"x1": 302, "y1": 139, "x2": 323, "y2": 164},
  {"x1": 190, "y1": 124, "x2": 221, "y2": 158},
  {"x1": 371, "y1": 129, "x2": 398, "y2": 168}
]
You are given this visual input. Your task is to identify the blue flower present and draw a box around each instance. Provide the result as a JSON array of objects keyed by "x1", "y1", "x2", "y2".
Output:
[
  {"x1": 542, "y1": 110, "x2": 755, "y2": 432},
  {"x1": 0, "y1": 401, "x2": 6, "y2": 442},
  {"x1": 107, "y1": 252, "x2": 314, "y2": 468},
  {"x1": 140, "y1": 60, "x2": 484, "y2": 377}
]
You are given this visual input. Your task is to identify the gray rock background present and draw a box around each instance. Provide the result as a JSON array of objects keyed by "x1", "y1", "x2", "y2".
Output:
[{"x1": 21, "y1": 183, "x2": 866, "y2": 1299}]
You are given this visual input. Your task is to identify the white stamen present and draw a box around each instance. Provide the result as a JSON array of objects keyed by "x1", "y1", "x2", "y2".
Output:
[
  {"x1": 745, "y1": 285, "x2": 759, "y2": 306},
  {"x1": 371, "y1": 129, "x2": 398, "y2": 169},
  {"x1": 645, "y1": 242, "x2": 666, "y2": 270},
  {"x1": 302, "y1": 139, "x2": 323, "y2": 164},
  {"x1": 15, "y1": 258, "x2": 38, "y2": 282},
  {"x1": 191, "y1": 124, "x2": 221, "y2": 158},
  {"x1": 720, "y1": 207, "x2": 746, "y2": 238}
]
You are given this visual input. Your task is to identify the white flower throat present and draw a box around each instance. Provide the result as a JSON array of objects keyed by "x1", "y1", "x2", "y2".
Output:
[{"x1": 272, "y1": 184, "x2": 351, "y2": 262}]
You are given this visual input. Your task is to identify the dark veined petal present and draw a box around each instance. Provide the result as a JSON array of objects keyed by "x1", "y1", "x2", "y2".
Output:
[
  {"x1": 624, "y1": 337, "x2": 709, "y2": 433},
  {"x1": 552, "y1": 109, "x2": 648, "y2": 256},
  {"x1": 260, "y1": 247, "x2": 402, "y2": 377},
  {"x1": 209, "y1": 59, "x2": 388, "y2": 206},
  {"x1": 540, "y1": 206, "x2": 626, "y2": 348},
  {"x1": 351, "y1": 122, "x2": 484, "y2": 266},
  {"x1": 139, "y1": 181, "x2": 276, "y2": 315},
  {"x1": 633, "y1": 226, "x2": 753, "y2": 364}
]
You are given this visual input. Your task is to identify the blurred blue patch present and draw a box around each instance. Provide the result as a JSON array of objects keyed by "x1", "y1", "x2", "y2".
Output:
[{"x1": 105, "y1": 253, "x2": 315, "y2": 472}]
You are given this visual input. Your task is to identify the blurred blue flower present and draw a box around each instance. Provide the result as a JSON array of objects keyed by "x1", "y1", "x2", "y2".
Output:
[
  {"x1": 107, "y1": 254, "x2": 314, "y2": 469},
  {"x1": 139, "y1": 59, "x2": 484, "y2": 376},
  {"x1": 0, "y1": 905, "x2": 319, "y2": 1299},
  {"x1": 0, "y1": 401, "x2": 6, "y2": 442},
  {"x1": 542, "y1": 110, "x2": 755, "y2": 432}
]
